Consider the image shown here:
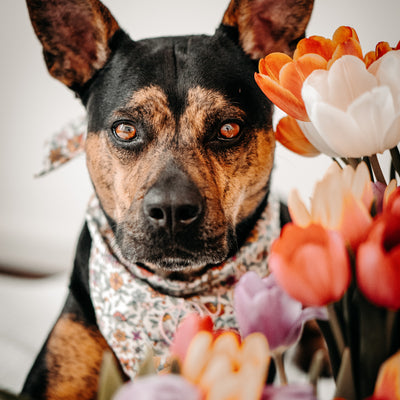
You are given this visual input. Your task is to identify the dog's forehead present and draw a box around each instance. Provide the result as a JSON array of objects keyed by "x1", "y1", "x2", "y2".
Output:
[{"x1": 86, "y1": 32, "x2": 269, "y2": 130}]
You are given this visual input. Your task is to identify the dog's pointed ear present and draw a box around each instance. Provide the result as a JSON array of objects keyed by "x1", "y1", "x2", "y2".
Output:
[
  {"x1": 26, "y1": 0, "x2": 120, "y2": 91},
  {"x1": 221, "y1": 0, "x2": 314, "y2": 59}
]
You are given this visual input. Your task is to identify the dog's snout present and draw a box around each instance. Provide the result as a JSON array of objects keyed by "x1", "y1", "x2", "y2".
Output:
[{"x1": 143, "y1": 166, "x2": 203, "y2": 234}]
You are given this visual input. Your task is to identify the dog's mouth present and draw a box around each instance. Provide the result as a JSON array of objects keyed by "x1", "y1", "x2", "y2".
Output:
[{"x1": 114, "y1": 221, "x2": 236, "y2": 275}]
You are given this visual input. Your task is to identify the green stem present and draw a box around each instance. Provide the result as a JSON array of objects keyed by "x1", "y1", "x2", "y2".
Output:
[
  {"x1": 272, "y1": 351, "x2": 287, "y2": 385},
  {"x1": 390, "y1": 146, "x2": 400, "y2": 177},
  {"x1": 347, "y1": 158, "x2": 361, "y2": 169},
  {"x1": 369, "y1": 154, "x2": 386, "y2": 184},
  {"x1": 327, "y1": 303, "x2": 346, "y2": 358}
]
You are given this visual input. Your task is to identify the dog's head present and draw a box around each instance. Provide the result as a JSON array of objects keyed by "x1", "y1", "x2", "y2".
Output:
[{"x1": 27, "y1": 0, "x2": 313, "y2": 274}]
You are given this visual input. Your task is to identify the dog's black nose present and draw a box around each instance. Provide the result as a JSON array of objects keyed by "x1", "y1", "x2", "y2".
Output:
[{"x1": 143, "y1": 165, "x2": 203, "y2": 234}]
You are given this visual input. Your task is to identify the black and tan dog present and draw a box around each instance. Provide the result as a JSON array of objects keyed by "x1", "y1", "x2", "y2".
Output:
[{"x1": 22, "y1": 0, "x2": 317, "y2": 398}]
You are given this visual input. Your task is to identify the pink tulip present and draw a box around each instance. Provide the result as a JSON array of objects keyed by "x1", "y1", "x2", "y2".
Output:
[
  {"x1": 234, "y1": 271, "x2": 327, "y2": 352},
  {"x1": 262, "y1": 383, "x2": 317, "y2": 400},
  {"x1": 114, "y1": 374, "x2": 202, "y2": 400}
]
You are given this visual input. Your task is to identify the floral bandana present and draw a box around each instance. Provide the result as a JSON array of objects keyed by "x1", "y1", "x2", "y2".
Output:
[
  {"x1": 36, "y1": 116, "x2": 86, "y2": 176},
  {"x1": 86, "y1": 193, "x2": 281, "y2": 380}
]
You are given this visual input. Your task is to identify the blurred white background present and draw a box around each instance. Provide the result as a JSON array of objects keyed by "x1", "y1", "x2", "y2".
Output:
[{"x1": 1, "y1": 0, "x2": 400, "y2": 274}]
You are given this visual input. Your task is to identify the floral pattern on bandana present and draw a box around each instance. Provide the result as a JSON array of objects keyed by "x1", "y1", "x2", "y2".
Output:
[
  {"x1": 87, "y1": 194, "x2": 281, "y2": 380},
  {"x1": 36, "y1": 116, "x2": 87, "y2": 177}
]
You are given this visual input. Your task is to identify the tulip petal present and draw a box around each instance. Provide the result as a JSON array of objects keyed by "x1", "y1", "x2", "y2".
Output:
[
  {"x1": 324, "y1": 56, "x2": 377, "y2": 110},
  {"x1": 304, "y1": 100, "x2": 364, "y2": 157},
  {"x1": 328, "y1": 38, "x2": 363, "y2": 68},
  {"x1": 288, "y1": 188, "x2": 312, "y2": 227},
  {"x1": 171, "y1": 314, "x2": 213, "y2": 363},
  {"x1": 275, "y1": 116, "x2": 320, "y2": 156},
  {"x1": 332, "y1": 26, "x2": 360, "y2": 45},
  {"x1": 347, "y1": 86, "x2": 398, "y2": 155},
  {"x1": 270, "y1": 224, "x2": 351, "y2": 306},
  {"x1": 297, "y1": 120, "x2": 339, "y2": 157},
  {"x1": 350, "y1": 162, "x2": 374, "y2": 209},
  {"x1": 183, "y1": 331, "x2": 213, "y2": 383},
  {"x1": 373, "y1": 351, "x2": 400, "y2": 400},
  {"x1": 255, "y1": 73, "x2": 309, "y2": 121},
  {"x1": 357, "y1": 216, "x2": 400, "y2": 310},
  {"x1": 259, "y1": 53, "x2": 292, "y2": 80},
  {"x1": 293, "y1": 36, "x2": 335, "y2": 61},
  {"x1": 311, "y1": 164, "x2": 346, "y2": 228},
  {"x1": 370, "y1": 50, "x2": 400, "y2": 109},
  {"x1": 339, "y1": 193, "x2": 372, "y2": 248}
]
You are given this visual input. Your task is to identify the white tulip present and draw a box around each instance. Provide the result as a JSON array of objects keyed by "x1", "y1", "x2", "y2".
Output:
[{"x1": 301, "y1": 51, "x2": 400, "y2": 158}]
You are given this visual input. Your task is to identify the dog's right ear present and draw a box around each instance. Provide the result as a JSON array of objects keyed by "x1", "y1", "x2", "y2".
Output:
[
  {"x1": 26, "y1": 0, "x2": 120, "y2": 92},
  {"x1": 221, "y1": 0, "x2": 314, "y2": 59}
]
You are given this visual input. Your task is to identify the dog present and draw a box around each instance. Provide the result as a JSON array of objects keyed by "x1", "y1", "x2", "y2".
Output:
[{"x1": 22, "y1": 0, "x2": 318, "y2": 398}]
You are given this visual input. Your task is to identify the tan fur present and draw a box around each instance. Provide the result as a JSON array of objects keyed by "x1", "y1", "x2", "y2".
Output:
[
  {"x1": 86, "y1": 85, "x2": 275, "y2": 268},
  {"x1": 45, "y1": 314, "x2": 109, "y2": 400}
]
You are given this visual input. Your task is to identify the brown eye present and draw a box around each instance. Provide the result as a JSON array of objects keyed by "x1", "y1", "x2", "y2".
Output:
[
  {"x1": 219, "y1": 122, "x2": 241, "y2": 139},
  {"x1": 113, "y1": 122, "x2": 137, "y2": 141}
]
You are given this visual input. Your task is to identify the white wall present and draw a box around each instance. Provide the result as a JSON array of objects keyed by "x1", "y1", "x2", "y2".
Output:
[{"x1": 1, "y1": 0, "x2": 399, "y2": 274}]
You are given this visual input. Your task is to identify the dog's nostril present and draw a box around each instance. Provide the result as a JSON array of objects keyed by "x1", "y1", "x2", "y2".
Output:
[
  {"x1": 148, "y1": 207, "x2": 165, "y2": 221},
  {"x1": 176, "y1": 205, "x2": 200, "y2": 224}
]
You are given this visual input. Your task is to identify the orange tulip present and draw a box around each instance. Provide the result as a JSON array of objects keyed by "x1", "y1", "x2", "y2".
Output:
[
  {"x1": 182, "y1": 331, "x2": 270, "y2": 400},
  {"x1": 275, "y1": 116, "x2": 320, "y2": 156},
  {"x1": 255, "y1": 26, "x2": 363, "y2": 122},
  {"x1": 364, "y1": 40, "x2": 400, "y2": 68},
  {"x1": 371, "y1": 351, "x2": 400, "y2": 400},
  {"x1": 269, "y1": 223, "x2": 351, "y2": 307}
]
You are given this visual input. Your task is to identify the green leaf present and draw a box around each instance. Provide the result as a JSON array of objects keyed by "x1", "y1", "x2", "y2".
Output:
[
  {"x1": 334, "y1": 347, "x2": 356, "y2": 400},
  {"x1": 136, "y1": 346, "x2": 157, "y2": 377},
  {"x1": 98, "y1": 351, "x2": 125, "y2": 400}
]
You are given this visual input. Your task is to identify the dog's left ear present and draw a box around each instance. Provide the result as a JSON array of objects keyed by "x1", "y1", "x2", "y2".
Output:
[
  {"x1": 26, "y1": 0, "x2": 120, "y2": 91},
  {"x1": 221, "y1": 0, "x2": 314, "y2": 59}
]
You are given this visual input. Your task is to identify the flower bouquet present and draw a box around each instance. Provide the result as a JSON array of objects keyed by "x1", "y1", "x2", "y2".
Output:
[{"x1": 98, "y1": 26, "x2": 400, "y2": 400}]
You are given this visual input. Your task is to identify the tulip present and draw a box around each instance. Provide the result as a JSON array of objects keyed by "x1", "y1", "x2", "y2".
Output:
[
  {"x1": 371, "y1": 350, "x2": 400, "y2": 400},
  {"x1": 364, "y1": 40, "x2": 400, "y2": 68},
  {"x1": 170, "y1": 313, "x2": 213, "y2": 364},
  {"x1": 384, "y1": 186, "x2": 400, "y2": 215},
  {"x1": 357, "y1": 212, "x2": 400, "y2": 310},
  {"x1": 269, "y1": 223, "x2": 351, "y2": 307},
  {"x1": 302, "y1": 51, "x2": 400, "y2": 158},
  {"x1": 113, "y1": 374, "x2": 202, "y2": 400},
  {"x1": 288, "y1": 162, "x2": 374, "y2": 249},
  {"x1": 255, "y1": 26, "x2": 362, "y2": 122},
  {"x1": 275, "y1": 116, "x2": 320, "y2": 156},
  {"x1": 234, "y1": 271, "x2": 327, "y2": 353},
  {"x1": 262, "y1": 383, "x2": 317, "y2": 400},
  {"x1": 182, "y1": 331, "x2": 270, "y2": 400}
]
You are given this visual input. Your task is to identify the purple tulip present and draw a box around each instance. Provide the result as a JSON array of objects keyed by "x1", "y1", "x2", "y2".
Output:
[
  {"x1": 113, "y1": 374, "x2": 202, "y2": 400},
  {"x1": 262, "y1": 383, "x2": 317, "y2": 400},
  {"x1": 234, "y1": 271, "x2": 328, "y2": 352}
]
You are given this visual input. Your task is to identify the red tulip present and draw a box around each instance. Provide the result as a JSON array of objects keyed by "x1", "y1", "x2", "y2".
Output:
[
  {"x1": 170, "y1": 313, "x2": 213, "y2": 363},
  {"x1": 269, "y1": 223, "x2": 351, "y2": 306},
  {"x1": 357, "y1": 212, "x2": 400, "y2": 310}
]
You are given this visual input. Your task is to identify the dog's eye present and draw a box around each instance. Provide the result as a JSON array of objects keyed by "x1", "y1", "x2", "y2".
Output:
[
  {"x1": 219, "y1": 122, "x2": 241, "y2": 140},
  {"x1": 113, "y1": 122, "x2": 137, "y2": 141}
]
